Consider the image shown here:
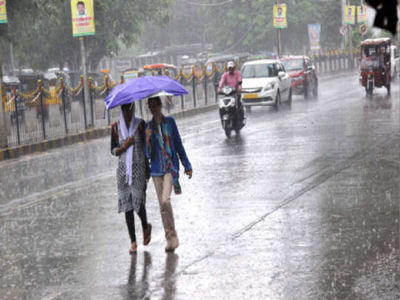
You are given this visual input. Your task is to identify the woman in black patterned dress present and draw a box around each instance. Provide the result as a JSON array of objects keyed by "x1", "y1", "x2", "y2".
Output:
[{"x1": 111, "y1": 103, "x2": 152, "y2": 254}]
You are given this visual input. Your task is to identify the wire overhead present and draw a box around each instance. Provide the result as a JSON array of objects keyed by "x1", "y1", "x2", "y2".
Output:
[{"x1": 182, "y1": 0, "x2": 233, "y2": 7}]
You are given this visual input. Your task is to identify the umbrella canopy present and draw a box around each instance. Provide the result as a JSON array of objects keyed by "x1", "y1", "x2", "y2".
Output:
[{"x1": 105, "y1": 76, "x2": 188, "y2": 110}]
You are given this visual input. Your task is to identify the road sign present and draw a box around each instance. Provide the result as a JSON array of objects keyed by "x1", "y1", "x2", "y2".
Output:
[
  {"x1": 340, "y1": 25, "x2": 348, "y2": 36},
  {"x1": 359, "y1": 24, "x2": 368, "y2": 35}
]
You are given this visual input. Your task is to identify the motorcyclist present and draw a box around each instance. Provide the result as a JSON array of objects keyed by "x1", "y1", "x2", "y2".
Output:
[
  {"x1": 218, "y1": 61, "x2": 245, "y2": 126},
  {"x1": 217, "y1": 61, "x2": 242, "y2": 94}
]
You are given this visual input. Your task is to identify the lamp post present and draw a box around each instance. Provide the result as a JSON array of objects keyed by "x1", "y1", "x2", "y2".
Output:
[
  {"x1": 0, "y1": 57, "x2": 8, "y2": 148},
  {"x1": 276, "y1": 0, "x2": 282, "y2": 58}
]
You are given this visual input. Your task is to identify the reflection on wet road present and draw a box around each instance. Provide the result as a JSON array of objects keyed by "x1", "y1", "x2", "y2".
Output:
[{"x1": 0, "y1": 73, "x2": 399, "y2": 299}]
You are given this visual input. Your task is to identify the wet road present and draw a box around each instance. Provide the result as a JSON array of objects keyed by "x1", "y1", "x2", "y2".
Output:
[{"x1": 0, "y1": 73, "x2": 399, "y2": 300}]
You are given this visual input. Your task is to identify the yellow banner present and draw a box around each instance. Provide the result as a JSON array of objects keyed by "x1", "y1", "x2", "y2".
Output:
[
  {"x1": 71, "y1": 0, "x2": 95, "y2": 37},
  {"x1": 0, "y1": 0, "x2": 7, "y2": 24},
  {"x1": 344, "y1": 5, "x2": 355, "y2": 25},
  {"x1": 357, "y1": 5, "x2": 368, "y2": 23},
  {"x1": 273, "y1": 4, "x2": 287, "y2": 29}
]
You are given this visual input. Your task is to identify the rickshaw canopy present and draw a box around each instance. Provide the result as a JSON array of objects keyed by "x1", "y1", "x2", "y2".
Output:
[
  {"x1": 361, "y1": 38, "x2": 391, "y2": 46},
  {"x1": 3, "y1": 76, "x2": 20, "y2": 86}
]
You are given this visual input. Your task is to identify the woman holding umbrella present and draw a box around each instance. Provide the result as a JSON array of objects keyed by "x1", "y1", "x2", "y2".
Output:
[
  {"x1": 111, "y1": 103, "x2": 152, "y2": 254},
  {"x1": 145, "y1": 97, "x2": 193, "y2": 252},
  {"x1": 105, "y1": 76, "x2": 189, "y2": 253}
]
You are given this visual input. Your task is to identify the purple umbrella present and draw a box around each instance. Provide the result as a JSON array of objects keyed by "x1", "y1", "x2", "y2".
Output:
[{"x1": 105, "y1": 76, "x2": 188, "y2": 110}]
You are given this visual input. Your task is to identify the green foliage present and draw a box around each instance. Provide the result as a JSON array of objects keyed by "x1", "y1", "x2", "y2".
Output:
[
  {"x1": 0, "y1": 0, "x2": 172, "y2": 71},
  {"x1": 137, "y1": 0, "x2": 344, "y2": 55},
  {"x1": 351, "y1": 26, "x2": 374, "y2": 49}
]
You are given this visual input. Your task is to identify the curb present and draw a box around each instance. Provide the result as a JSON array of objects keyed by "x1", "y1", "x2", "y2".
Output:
[
  {"x1": 0, "y1": 103, "x2": 218, "y2": 162},
  {"x1": 172, "y1": 103, "x2": 218, "y2": 120},
  {"x1": 318, "y1": 71, "x2": 358, "y2": 82},
  {"x1": 0, "y1": 128, "x2": 111, "y2": 162}
]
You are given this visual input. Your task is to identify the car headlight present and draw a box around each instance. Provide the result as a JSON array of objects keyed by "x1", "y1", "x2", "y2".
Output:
[{"x1": 263, "y1": 83, "x2": 275, "y2": 91}]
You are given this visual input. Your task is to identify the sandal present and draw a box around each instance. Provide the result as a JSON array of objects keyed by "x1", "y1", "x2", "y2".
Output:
[
  {"x1": 129, "y1": 242, "x2": 137, "y2": 255},
  {"x1": 143, "y1": 223, "x2": 152, "y2": 246}
]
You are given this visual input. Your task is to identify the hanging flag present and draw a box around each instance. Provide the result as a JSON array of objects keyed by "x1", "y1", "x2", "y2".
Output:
[
  {"x1": 357, "y1": 5, "x2": 368, "y2": 23},
  {"x1": 71, "y1": 0, "x2": 95, "y2": 37},
  {"x1": 0, "y1": 0, "x2": 7, "y2": 24},
  {"x1": 308, "y1": 24, "x2": 321, "y2": 51},
  {"x1": 273, "y1": 4, "x2": 287, "y2": 29},
  {"x1": 344, "y1": 5, "x2": 356, "y2": 25}
]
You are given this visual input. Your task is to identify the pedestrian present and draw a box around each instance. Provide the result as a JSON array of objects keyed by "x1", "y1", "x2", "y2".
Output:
[
  {"x1": 145, "y1": 97, "x2": 193, "y2": 252},
  {"x1": 111, "y1": 103, "x2": 152, "y2": 254}
]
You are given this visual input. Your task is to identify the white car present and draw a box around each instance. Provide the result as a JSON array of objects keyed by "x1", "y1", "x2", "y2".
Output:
[
  {"x1": 390, "y1": 45, "x2": 400, "y2": 81},
  {"x1": 241, "y1": 59, "x2": 292, "y2": 110}
]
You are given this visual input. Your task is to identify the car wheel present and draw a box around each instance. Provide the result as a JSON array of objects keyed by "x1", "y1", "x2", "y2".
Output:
[
  {"x1": 274, "y1": 91, "x2": 281, "y2": 110},
  {"x1": 304, "y1": 84, "x2": 309, "y2": 100},
  {"x1": 366, "y1": 85, "x2": 373, "y2": 96},
  {"x1": 313, "y1": 83, "x2": 318, "y2": 98},
  {"x1": 287, "y1": 88, "x2": 292, "y2": 105}
]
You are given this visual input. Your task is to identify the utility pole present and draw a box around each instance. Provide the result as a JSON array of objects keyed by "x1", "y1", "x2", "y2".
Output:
[
  {"x1": 276, "y1": 0, "x2": 282, "y2": 58},
  {"x1": 347, "y1": 0, "x2": 354, "y2": 69},
  {"x1": 79, "y1": 37, "x2": 91, "y2": 127},
  {"x1": 360, "y1": 0, "x2": 365, "y2": 41},
  {"x1": 9, "y1": 43, "x2": 15, "y2": 75},
  {"x1": 341, "y1": 0, "x2": 346, "y2": 49},
  {"x1": 0, "y1": 56, "x2": 8, "y2": 148}
]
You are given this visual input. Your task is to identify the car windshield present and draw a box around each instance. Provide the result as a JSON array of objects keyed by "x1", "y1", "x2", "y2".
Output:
[
  {"x1": 281, "y1": 59, "x2": 304, "y2": 71},
  {"x1": 361, "y1": 46, "x2": 379, "y2": 69},
  {"x1": 242, "y1": 64, "x2": 276, "y2": 78}
]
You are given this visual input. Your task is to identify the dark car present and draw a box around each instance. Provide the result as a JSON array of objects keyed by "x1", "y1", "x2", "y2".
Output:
[{"x1": 281, "y1": 56, "x2": 318, "y2": 99}]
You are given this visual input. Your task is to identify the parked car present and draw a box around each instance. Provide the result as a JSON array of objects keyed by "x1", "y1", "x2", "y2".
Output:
[
  {"x1": 390, "y1": 45, "x2": 400, "y2": 81},
  {"x1": 241, "y1": 59, "x2": 292, "y2": 111},
  {"x1": 281, "y1": 56, "x2": 318, "y2": 99}
]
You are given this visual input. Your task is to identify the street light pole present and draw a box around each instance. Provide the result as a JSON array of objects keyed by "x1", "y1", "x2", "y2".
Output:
[
  {"x1": 9, "y1": 43, "x2": 15, "y2": 75},
  {"x1": 276, "y1": 0, "x2": 282, "y2": 58},
  {"x1": 79, "y1": 37, "x2": 91, "y2": 127},
  {"x1": 360, "y1": 0, "x2": 365, "y2": 41},
  {"x1": 347, "y1": 0, "x2": 354, "y2": 69},
  {"x1": 0, "y1": 57, "x2": 8, "y2": 148}
]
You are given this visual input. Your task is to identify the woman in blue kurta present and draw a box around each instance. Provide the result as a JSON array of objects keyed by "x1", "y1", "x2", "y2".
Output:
[{"x1": 145, "y1": 97, "x2": 193, "y2": 252}]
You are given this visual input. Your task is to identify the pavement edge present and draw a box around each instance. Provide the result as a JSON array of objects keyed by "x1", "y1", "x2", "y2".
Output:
[{"x1": 0, "y1": 104, "x2": 218, "y2": 162}]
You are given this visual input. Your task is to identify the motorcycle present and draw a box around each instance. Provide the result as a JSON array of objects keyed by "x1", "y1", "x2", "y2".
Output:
[{"x1": 218, "y1": 86, "x2": 245, "y2": 138}]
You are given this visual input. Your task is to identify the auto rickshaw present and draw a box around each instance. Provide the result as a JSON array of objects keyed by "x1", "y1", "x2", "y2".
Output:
[
  {"x1": 2, "y1": 75, "x2": 25, "y2": 124},
  {"x1": 122, "y1": 68, "x2": 144, "y2": 81},
  {"x1": 360, "y1": 38, "x2": 391, "y2": 95},
  {"x1": 18, "y1": 71, "x2": 61, "y2": 120},
  {"x1": 142, "y1": 64, "x2": 178, "y2": 77}
]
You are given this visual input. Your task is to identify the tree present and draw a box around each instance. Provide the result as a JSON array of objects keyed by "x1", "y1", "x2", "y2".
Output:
[
  {"x1": 0, "y1": 0, "x2": 172, "y2": 71},
  {"x1": 136, "y1": 0, "x2": 344, "y2": 56}
]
